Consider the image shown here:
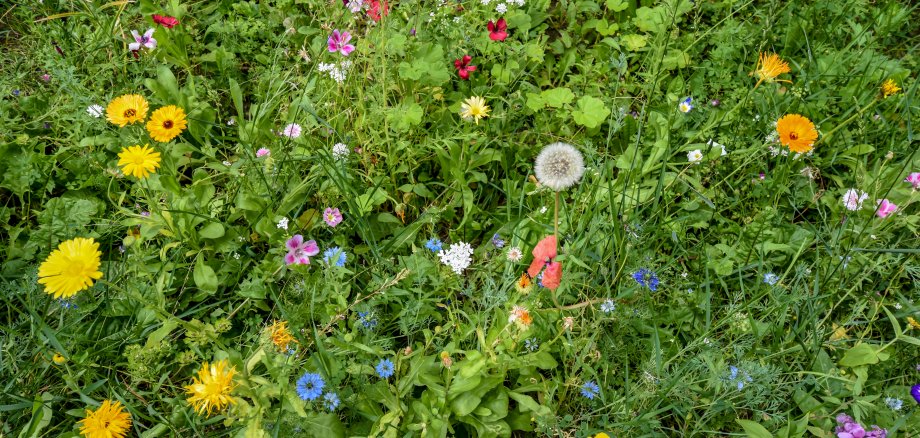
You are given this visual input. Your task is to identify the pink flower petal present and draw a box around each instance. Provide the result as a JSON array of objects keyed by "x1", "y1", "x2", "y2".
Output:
[
  {"x1": 303, "y1": 240, "x2": 320, "y2": 256},
  {"x1": 341, "y1": 44, "x2": 355, "y2": 56},
  {"x1": 286, "y1": 234, "x2": 303, "y2": 250},
  {"x1": 284, "y1": 253, "x2": 297, "y2": 265}
]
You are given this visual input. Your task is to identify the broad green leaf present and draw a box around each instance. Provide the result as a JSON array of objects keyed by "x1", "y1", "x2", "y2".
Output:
[
  {"x1": 736, "y1": 419, "x2": 773, "y2": 438},
  {"x1": 199, "y1": 222, "x2": 225, "y2": 239},
  {"x1": 541, "y1": 88, "x2": 575, "y2": 108},
  {"x1": 838, "y1": 343, "x2": 879, "y2": 367},
  {"x1": 193, "y1": 256, "x2": 218, "y2": 294},
  {"x1": 572, "y1": 95, "x2": 610, "y2": 129}
]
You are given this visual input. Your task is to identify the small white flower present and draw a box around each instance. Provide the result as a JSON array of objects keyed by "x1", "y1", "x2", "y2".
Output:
[
  {"x1": 277, "y1": 217, "x2": 289, "y2": 230},
  {"x1": 86, "y1": 104, "x2": 104, "y2": 118},
  {"x1": 506, "y1": 247, "x2": 523, "y2": 262},
  {"x1": 222, "y1": 160, "x2": 232, "y2": 166},
  {"x1": 346, "y1": 0, "x2": 363, "y2": 12},
  {"x1": 841, "y1": 189, "x2": 869, "y2": 211},
  {"x1": 496, "y1": 3, "x2": 508, "y2": 13},
  {"x1": 281, "y1": 123, "x2": 302, "y2": 138},
  {"x1": 600, "y1": 299, "x2": 616, "y2": 313},
  {"x1": 333, "y1": 143, "x2": 349, "y2": 160},
  {"x1": 453, "y1": 17, "x2": 461, "y2": 23},
  {"x1": 438, "y1": 242, "x2": 474, "y2": 275},
  {"x1": 480, "y1": 0, "x2": 491, "y2": 4},
  {"x1": 687, "y1": 149, "x2": 703, "y2": 164},
  {"x1": 894, "y1": 303, "x2": 902, "y2": 310},
  {"x1": 539, "y1": 206, "x2": 548, "y2": 214},
  {"x1": 681, "y1": 271, "x2": 688, "y2": 278},
  {"x1": 678, "y1": 97, "x2": 693, "y2": 113},
  {"x1": 233, "y1": 252, "x2": 241, "y2": 260},
  {"x1": 226, "y1": 117, "x2": 236, "y2": 126}
]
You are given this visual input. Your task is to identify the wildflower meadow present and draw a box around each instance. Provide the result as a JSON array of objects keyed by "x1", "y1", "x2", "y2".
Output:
[{"x1": 2, "y1": 0, "x2": 920, "y2": 436}]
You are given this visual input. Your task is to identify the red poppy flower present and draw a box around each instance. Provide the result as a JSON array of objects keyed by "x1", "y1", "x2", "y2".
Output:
[
  {"x1": 542, "y1": 261, "x2": 562, "y2": 290},
  {"x1": 488, "y1": 18, "x2": 508, "y2": 41},
  {"x1": 454, "y1": 55, "x2": 477, "y2": 80},
  {"x1": 368, "y1": 0, "x2": 389, "y2": 22},
  {"x1": 152, "y1": 14, "x2": 179, "y2": 29},
  {"x1": 527, "y1": 235, "x2": 557, "y2": 277}
]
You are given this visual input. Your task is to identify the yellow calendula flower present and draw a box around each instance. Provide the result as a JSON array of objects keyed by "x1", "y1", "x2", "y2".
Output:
[
  {"x1": 460, "y1": 96, "x2": 490, "y2": 124},
  {"x1": 881, "y1": 79, "x2": 901, "y2": 98},
  {"x1": 268, "y1": 320, "x2": 298, "y2": 352},
  {"x1": 185, "y1": 360, "x2": 238, "y2": 417},
  {"x1": 594, "y1": 434, "x2": 611, "y2": 438},
  {"x1": 106, "y1": 94, "x2": 149, "y2": 127},
  {"x1": 776, "y1": 114, "x2": 819, "y2": 153},
  {"x1": 754, "y1": 52, "x2": 791, "y2": 86},
  {"x1": 52, "y1": 353, "x2": 67, "y2": 365},
  {"x1": 37, "y1": 237, "x2": 103, "y2": 299},
  {"x1": 907, "y1": 316, "x2": 920, "y2": 330},
  {"x1": 78, "y1": 400, "x2": 132, "y2": 438},
  {"x1": 146, "y1": 105, "x2": 188, "y2": 142},
  {"x1": 118, "y1": 144, "x2": 161, "y2": 179},
  {"x1": 829, "y1": 323, "x2": 848, "y2": 341}
]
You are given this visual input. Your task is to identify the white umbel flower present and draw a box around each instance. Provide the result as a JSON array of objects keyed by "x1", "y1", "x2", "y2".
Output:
[
  {"x1": 332, "y1": 143, "x2": 349, "y2": 160},
  {"x1": 87, "y1": 104, "x2": 104, "y2": 118},
  {"x1": 534, "y1": 142, "x2": 585, "y2": 191},
  {"x1": 438, "y1": 242, "x2": 474, "y2": 275}
]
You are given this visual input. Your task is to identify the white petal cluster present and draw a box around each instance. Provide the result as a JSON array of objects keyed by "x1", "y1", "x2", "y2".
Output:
[{"x1": 438, "y1": 242, "x2": 474, "y2": 275}]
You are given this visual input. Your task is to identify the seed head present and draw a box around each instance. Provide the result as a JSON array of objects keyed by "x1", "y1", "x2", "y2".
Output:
[{"x1": 534, "y1": 142, "x2": 585, "y2": 191}]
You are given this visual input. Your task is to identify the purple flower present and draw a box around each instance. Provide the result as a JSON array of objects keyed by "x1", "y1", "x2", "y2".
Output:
[
  {"x1": 129, "y1": 28, "x2": 157, "y2": 51},
  {"x1": 912, "y1": 384, "x2": 920, "y2": 404},
  {"x1": 323, "y1": 208, "x2": 343, "y2": 227},
  {"x1": 256, "y1": 148, "x2": 271, "y2": 158},
  {"x1": 285, "y1": 235, "x2": 319, "y2": 265},
  {"x1": 281, "y1": 123, "x2": 302, "y2": 138},
  {"x1": 327, "y1": 30, "x2": 355, "y2": 56},
  {"x1": 41, "y1": 74, "x2": 51, "y2": 82}
]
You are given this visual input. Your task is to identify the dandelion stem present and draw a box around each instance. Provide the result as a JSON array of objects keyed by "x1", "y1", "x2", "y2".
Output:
[{"x1": 552, "y1": 191, "x2": 562, "y2": 309}]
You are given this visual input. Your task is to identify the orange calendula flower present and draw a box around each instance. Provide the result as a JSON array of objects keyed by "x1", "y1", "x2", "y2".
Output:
[
  {"x1": 881, "y1": 79, "x2": 901, "y2": 98},
  {"x1": 515, "y1": 272, "x2": 533, "y2": 294},
  {"x1": 754, "y1": 52, "x2": 791, "y2": 86},
  {"x1": 776, "y1": 114, "x2": 818, "y2": 153},
  {"x1": 106, "y1": 94, "x2": 148, "y2": 127},
  {"x1": 268, "y1": 320, "x2": 298, "y2": 352},
  {"x1": 146, "y1": 105, "x2": 188, "y2": 142}
]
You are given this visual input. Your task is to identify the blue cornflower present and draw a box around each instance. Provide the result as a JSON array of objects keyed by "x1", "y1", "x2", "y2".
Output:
[
  {"x1": 600, "y1": 299, "x2": 616, "y2": 313},
  {"x1": 323, "y1": 392, "x2": 341, "y2": 411},
  {"x1": 425, "y1": 238, "x2": 442, "y2": 252},
  {"x1": 726, "y1": 365, "x2": 753, "y2": 390},
  {"x1": 632, "y1": 268, "x2": 659, "y2": 291},
  {"x1": 375, "y1": 358, "x2": 395, "y2": 379},
  {"x1": 763, "y1": 272, "x2": 779, "y2": 286},
  {"x1": 12, "y1": 89, "x2": 20, "y2": 96},
  {"x1": 58, "y1": 299, "x2": 78, "y2": 310},
  {"x1": 296, "y1": 372, "x2": 325, "y2": 401},
  {"x1": 357, "y1": 311, "x2": 378, "y2": 329},
  {"x1": 491, "y1": 233, "x2": 505, "y2": 249},
  {"x1": 524, "y1": 338, "x2": 539, "y2": 352},
  {"x1": 323, "y1": 247, "x2": 347, "y2": 267},
  {"x1": 581, "y1": 381, "x2": 600, "y2": 400}
]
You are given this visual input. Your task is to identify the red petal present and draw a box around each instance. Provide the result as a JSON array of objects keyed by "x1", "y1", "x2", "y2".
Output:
[
  {"x1": 497, "y1": 18, "x2": 507, "y2": 30},
  {"x1": 462, "y1": 55, "x2": 471, "y2": 64},
  {"x1": 527, "y1": 235, "x2": 557, "y2": 277},
  {"x1": 543, "y1": 262, "x2": 562, "y2": 290},
  {"x1": 487, "y1": 21, "x2": 495, "y2": 32}
]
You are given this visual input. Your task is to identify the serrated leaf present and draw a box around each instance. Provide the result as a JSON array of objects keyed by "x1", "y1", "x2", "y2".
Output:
[{"x1": 572, "y1": 95, "x2": 610, "y2": 129}]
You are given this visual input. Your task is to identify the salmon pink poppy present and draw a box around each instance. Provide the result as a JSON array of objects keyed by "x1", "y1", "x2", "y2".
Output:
[
  {"x1": 527, "y1": 235, "x2": 557, "y2": 278},
  {"x1": 454, "y1": 55, "x2": 477, "y2": 80},
  {"x1": 152, "y1": 14, "x2": 179, "y2": 29},
  {"x1": 542, "y1": 262, "x2": 562, "y2": 290},
  {"x1": 488, "y1": 18, "x2": 508, "y2": 41}
]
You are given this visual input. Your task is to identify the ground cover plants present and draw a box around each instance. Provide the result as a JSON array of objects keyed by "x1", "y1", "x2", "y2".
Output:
[{"x1": 1, "y1": 0, "x2": 919, "y2": 436}]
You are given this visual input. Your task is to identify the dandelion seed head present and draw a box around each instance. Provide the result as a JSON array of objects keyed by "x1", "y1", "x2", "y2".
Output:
[{"x1": 534, "y1": 142, "x2": 585, "y2": 191}]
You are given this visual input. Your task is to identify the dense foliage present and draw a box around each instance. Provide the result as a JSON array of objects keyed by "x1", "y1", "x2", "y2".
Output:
[{"x1": 1, "y1": 0, "x2": 919, "y2": 436}]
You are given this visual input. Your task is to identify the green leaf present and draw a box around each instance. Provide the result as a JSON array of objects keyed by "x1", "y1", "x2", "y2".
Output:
[
  {"x1": 193, "y1": 256, "x2": 218, "y2": 294},
  {"x1": 606, "y1": 0, "x2": 628, "y2": 11},
  {"x1": 229, "y1": 78, "x2": 244, "y2": 119},
  {"x1": 838, "y1": 343, "x2": 879, "y2": 367},
  {"x1": 572, "y1": 96, "x2": 610, "y2": 129},
  {"x1": 387, "y1": 102, "x2": 423, "y2": 132},
  {"x1": 736, "y1": 419, "x2": 773, "y2": 438},
  {"x1": 18, "y1": 393, "x2": 53, "y2": 438},
  {"x1": 541, "y1": 88, "x2": 575, "y2": 108},
  {"x1": 621, "y1": 34, "x2": 648, "y2": 51},
  {"x1": 198, "y1": 222, "x2": 225, "y2": 239}
]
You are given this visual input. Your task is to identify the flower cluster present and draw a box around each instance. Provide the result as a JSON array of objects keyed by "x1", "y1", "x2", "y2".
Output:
[
  {"x1": 438, "y1": 242, "x2": 475, "y2": 275},
  {"x1": 834, "y1": 413, "x2": 887, "y2": 438}
]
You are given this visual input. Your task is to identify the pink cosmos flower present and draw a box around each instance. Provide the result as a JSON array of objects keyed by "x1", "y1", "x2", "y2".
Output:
[
  {"x1": 285, "y1": 235, "x2": 319, "y2": 265},
  {"x1": 876, "y1": 199, "x2": 898, "y2": 218},
  {"x1": 324, "y1": 208, "x2": 343, "y2": 227},
  {"x1": 327, "y1": 30, "x2": 355, "y2": 56},
  {"x1": 129, "y1": 28, "x2": 157, "y2": 51},
  {"x1": 256, "y1": 148, "x2": 271, "y2": 158},
  {"x1": 906, "y1": 172, "x2": 920, "y2": 190},
  {"x1": 281, "y1": 123, "x2": 302, "y2": 138}
]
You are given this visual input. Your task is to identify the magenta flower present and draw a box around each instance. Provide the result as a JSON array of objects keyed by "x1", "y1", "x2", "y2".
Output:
[
  {"x1": 876, "y1": 199, "x2": 898, "y2": 218},
  {"x1": 129, "y1": 28, "x2": 157, "y2": 51},
  {"x1": 327, "y1": 30, "x2": 355, "y2": 56},
  {"x1": 256, "y1": 148, "x2": 271, "y2": 158},
  {"x1": 906, "y1": 172, "x2": 920, "y2": 190},
  {"x1": 285, "y1": 235, "x2": 319, "y2": 265},
  {"x1": 323, "y1": 208, "x2": 343, "y2": 227}
]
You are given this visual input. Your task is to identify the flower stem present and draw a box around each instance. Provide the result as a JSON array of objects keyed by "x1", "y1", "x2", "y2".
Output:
[{"x1": 552, "y1": 191, "x2": 562, "y2": 309}]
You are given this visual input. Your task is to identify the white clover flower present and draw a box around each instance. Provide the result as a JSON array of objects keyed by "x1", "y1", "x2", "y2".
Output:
[
  {"x1": 534, "y1": 142, "x2": 585, "y2": 191},
  {"x1": 496, "y1": 3, "x2": 508, "y2": 13},
  {"x1": 87, "y1": 104, "x2": 104, "y2": 118},
  {"x1": 438, "y1": 242, "x2": 474, "y2": 275},
  {"x1": 506, "y1": 246, "x2": 523, "y2": 262},
  {"x1": 687, "y1": 149, "x2": 703, "y2": 164},
  {"x1": 841, "y1": 189, "x2": 869, "y2": 211},
  {"x1": 277, "y1": 217, "x2": 290, "y2": 230},
  {"x1": 333, "y1": 143, "x2": 349, "y2": 160}
]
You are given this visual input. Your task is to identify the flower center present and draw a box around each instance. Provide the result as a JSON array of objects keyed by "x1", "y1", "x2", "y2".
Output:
[
  {"x1": 124, "y1": 109, "x2": 136, "y2": 118},
  {"x1": 789, "y1": 132, "x2": 798, "y2": 140},
  {"x1": 163, "y1": 120, "x2": 173, "y2": 129},
  {"x1": 62, "y1": 260, "x2": 89, "y2": 278}
]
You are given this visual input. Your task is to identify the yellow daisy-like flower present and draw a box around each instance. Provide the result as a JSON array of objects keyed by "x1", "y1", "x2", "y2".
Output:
[
  {"x1": 118, "y1": 144, "x2": 161, "y2": 179},
  {"x1": 52, "y1": 353, "x2": 67, "y2": 365},
  {"x1": 514, "y1": 272, "x2": 533, "y2": 295},
  {"x1": 776, "y1": 114, "x2": 819, "y2": 153},
  {"x1": 881, "y1": 79, "x2": 901, "y2": 98},
  {"x1": 460, "y1": 96, "x2": 490, "y2": 124},
  {"x1": 754, "y1": 52, "x2": 791, "y2": 86},
  {"x1": 267, "y1": 320, "x2": 298, "y2": 352},
  {"x1": 78, "y1": 400, "x2": 132, "y2": 438},
  {"x1": 185, "y1": 360, "x2": 238, "y2": 417},
  {"x1": 37, "y1": 237, "x2": 103, "y2": 299},
  {"x1": 594, "y1": 434, "x2": 611, "y2": 438},
  {"x1": 106, "y1": 94, "x2": 149, "y2": 127},
  {"x1": 146, "y1": 105, "x2": 188, "y2": 142},
  {"x1": 908, "y1": 316, "x2": 920, "y2": 330}
]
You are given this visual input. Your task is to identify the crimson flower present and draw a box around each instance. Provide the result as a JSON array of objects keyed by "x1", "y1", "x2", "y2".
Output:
[
  {"x1": 488, "y1": 18, "x2": 508, "y2": 41},
  {"x1": 152, "y1": 14, "x2": 179, "y2": 29},
  {"x1": 368, "y1": 0, "x2": 389, "y2": 22},
  {"x1": 454, "y1": 55, "x2": 477, "y2": 80}
]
